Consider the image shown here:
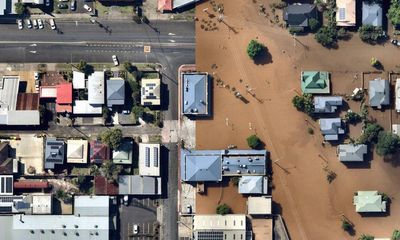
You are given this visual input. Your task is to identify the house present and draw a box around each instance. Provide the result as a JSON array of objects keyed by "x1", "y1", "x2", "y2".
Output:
[
  {"x1": 72, "y1": 71, "x2": 85, "y2": 89},
  {"x1": 238, "y1": 176, "x2": 268, "y2": 194},
  {"x1": 0, "y1": 76, "x2": 40, "y2": 125},
  {"x1": 283, "y1": 4, "x2": 317, "y2": 30},
  {"x1": 0, "y1": 195, "x2": 110, "y2": 240},
  {"x1": 90, "y1": 140, "x2": 110, "y2": 164},
  {"x1": 141, "y1": 78, "x2": 161, "y2": 106},
  {"x1": 336, "y1": 0, "x2": 356, "y2": 27},
  {"x1": 0, "y1": 142, "x2": 17, "y2": 174},
  {"x1": 66, "y1": 139, "x2": 88, "y2": 164},
  {"x1": 338, "y1": 144, "x2": 368, "y2": 162},
  {"x1": 247, "y1": 196, "x2": 272, "y2": 215},
  {"x1": 112, "y1": 139, "x2": 133, "y2": 164},
  {"x1": 301, "y1": 71, "x2": 330, "y2": 94},
  {"x1": 314, "y1": 96, "x2": 343, "y2": 113},
  {"x1": 88, "y1": 71, "x2": 105, "y2": 105},
  {"x1": 395, "y1": 79, "x2": 400, "y2": 112},
  {"x1": 73, "y1": 100, "x2": 102, "y2": 115},
  {"x1": 193, "y1": 214, "x2": 251, "y2": 240},
  {"x1": 181, "y1": 73, "x2": 210, "y2": 116},
  {"x1": 0, "y1": 175, "x2": 13, "y2": 195},
  {"x1": 353, "y1": 191, "x2": 386, "y2": 213},
  {"x1": 362, "y1": 1, "x2": 382, "y2": 26},
  {"x1": 107, "y1": 78, "x2": 125, "y2": 108},
  {"x1": 139, "y1": 143, "x2": 160, "y2": 176},
  {"x1": 369, "y1": 79, "x2": 389, "y2": 109},
  {"x1": 118, "y1": 175, "x2": 161, "y2": 195},
  {"x1": 181, "y1": 149, "x2": 267, "y2": 182},
  {"x1": 94, "y1": 176, "x2": 118, "y2": 195},
  {"x1": 319, "y1": 118, "x2": 345, "y2": 141},
  {"x1": 44, "y1": 138, "x2": 65, "y2": 169},
  {"x1": 56, "y1": 83, "x2": 73, "y2": 113}
]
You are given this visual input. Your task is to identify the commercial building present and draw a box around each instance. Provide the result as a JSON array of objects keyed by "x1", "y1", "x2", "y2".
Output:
[
  {"x1": 118, "y1": 175, "x2": 161, "y2": 195},
  {"x1": 193, "y1": 214, "x2": 252, "y2": 240},
  {"x1": 88, "y1": 71, "x2": 105, "y2": 105},
  {"x1": 141, "y1": 78, "x2": 161, "y2": 106},
  {"x1": 0, "y1": 194, "x2": 52, "y2": 215},
  {"x1": 107, "y1": 78, "x2": 125, "y2": 107},
  {"x1": 247, "y1": 196, "x2": 272, "y2": 215},
  {"x1": 181, "y1": 73, "x2": 210, "y2": 116},
  {"x1": 66, "y1": 139, "x2": 88, "y2": 164},
  {"x1": 44, "y1": 138, "x2": 65, "y2": 169},
  {"x1": 72, "y1": 71, "x2": 85, "y2": 89},
  {"x1": 337, "y1": 144, "x2": 368, "y2": 162},
  {"x1": 139, "y1": 143, "x2": 160, "y2": 176},
  {"x1": 73, "y1": 100, "x2": 102, "y2": 115},
  {"x1": 0, "y1": 142, "x2": 17, "y2": 174},
  {"x1": 0, "y1": 175, "x2": 13, "y2": 195},
  {"x1": 353, "y1": 191, "x2": 386, "y2": 213},
  {"x1": 56, "y1": 83, "x2": 73, "y2": 113}
]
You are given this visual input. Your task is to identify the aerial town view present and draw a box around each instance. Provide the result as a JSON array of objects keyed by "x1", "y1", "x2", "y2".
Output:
[{"x1": 1, "y1": 0, "x2": 400, "y2": 240}]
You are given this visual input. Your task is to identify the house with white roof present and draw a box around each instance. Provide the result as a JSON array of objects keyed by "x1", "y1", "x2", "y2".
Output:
[
  {"x1": 369, "y1": 78, "x2": 389, "y2": 109},
  {"x1": 337, "y1": 144, "x2": 368, "y2": 162},
  {"x1": 67, "y1": 139, "x2": 88, "y2": 164},
  {"x1": 314, "y1": 96, "x2": 343, "y2": 113},
  {"x1": 88, "y1": 71, "x2": 105, "y2": 105}
]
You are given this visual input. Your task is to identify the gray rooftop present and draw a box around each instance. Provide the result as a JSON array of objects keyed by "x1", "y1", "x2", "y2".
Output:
[
  {"x1": 74, "y1": 195, "x2": 109, "y2": 216},
  {"x1": 221, "y1": 150, "x2": 267, "y2": 176},
  {"x1": 182, "y1": 73, "x2": 209, "y2": 116},
  {"x1": 180, "y1": 149, "x2": 222, "y2": 182},
  {"x1": 283, "y1": 4, "x2": 317, "y2": 28},
  {"x1": 369, "y1": 79, "x2": 389, "y2": 108},
  {"x1": 338, "y1": 144, "x2": 368, "y2": 162},
  {"x1": 118, "y1": 175, "x2": 161, "y2": 195},
  {"x1": 362, "y1": 2, "x2": 382, "y2": 26},
  {"x1": 44, "y1": 138, "x2": 65, "y2": 169},
  {"x1": 238, "y1": 176, "x2": 268, "y2": 194},
  {"x1": 106, "y1": 79, "x2": 125, "y2": 107},
  {"x1": 112, "y1": 139, "x2": 133, "y2": 164},
  {"x1": 314, "y1": 96, "x2": 343, "y2": 113},
  {"x1": 319, "y1": 118, "x2": 345, "y2": 141}
]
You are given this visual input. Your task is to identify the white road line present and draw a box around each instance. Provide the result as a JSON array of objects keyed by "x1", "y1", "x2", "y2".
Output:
[{"x1": 168, "y1": 33, "x2": 176, "y2": 36}]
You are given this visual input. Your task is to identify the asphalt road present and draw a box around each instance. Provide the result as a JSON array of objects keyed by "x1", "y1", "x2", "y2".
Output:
[{"x1": 0, "y1": 20, "x2": 195, "y2": 120}]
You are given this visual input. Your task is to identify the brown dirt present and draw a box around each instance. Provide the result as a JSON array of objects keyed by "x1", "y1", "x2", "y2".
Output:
[{"x1": 195, "y1": 0, "x2": 400, "y2": 239}]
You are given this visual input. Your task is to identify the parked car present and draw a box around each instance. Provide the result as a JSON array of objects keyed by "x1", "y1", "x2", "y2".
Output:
[
  {"x1": 122, "y1": 109, "x2": 130, "y2": 114},
  {"x1": 49, "y1": 19, "x2": 57, "y2": 30},
  {"x1": 17, "y1": 19, "x2": 23, "y2": 30},
  {"x1": 186, "y1": 205, "x2": 192, "y2": 214},
  {"x1": 133, "y1": 225, "x2": 139, "y2": 235},
  {"x1": 45, "y1": 0, "x2": 51, "y2": 7},
  {"x1": 32, "y1": 19, "x2": 38, "y2": 29},
  {"x1": 26, "y1": 19, "x2": 32, "y2": 29},
  {"x1": 70, "y1": 0, "x2": 76, "y2": 11},
  {"x1": 34, "y1": 72, "x2": 40, "y2": 80},
  {"x1": 123, "y1": 195, "x2": 129, "y2": 206},
  {"x1": 57, "y1": 3, "x2": 68, "y2": 9},
  {"x1": 112, "y1": 55, "x2": 119, "y2": 66},
  {"x1": 83, "y1": 4, "x2": 92, "y2": 12},
  {"x1": 37, "y1": 19, "x2": 44, "y2": 29},
  {"x1": 391, "y1": 39, "x2": 400, "y2": 46},
  {"x1": 59, "y1": 0, "x2": 69, "y2": 2}
]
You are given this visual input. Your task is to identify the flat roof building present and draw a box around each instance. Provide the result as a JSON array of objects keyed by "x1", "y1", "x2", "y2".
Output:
[
  {"x1": 0, "y1": 175, "x2": 13, "y2": 195},
  {"x1": 112, "y1": 139, "x2": 133, "y2": 164},
  {"x1": 247, "y1": 196, "x2": 272, "y2": 215},
  {"x1": 73, "y1": 100, "x2": 102, "y2": 115},
  {"x1": 314, "y1": 96, "x2": 343, "y2": 113},
  {"x1": 139, "y1": 143, "x2": 160, "y2": 176},
  {"x1": 354, "y1": 191, "x2": 386, "y2": 213},
  {"x1": 72, "y1": 71, "x2": 86, "y2": 89},
  {"x1": 118, "y1": 175, "x2": 161, "y2": 195},
  {"x1": 238, "y1": 176, "x2": 268, "y2": 194},
  {"x1": 107, "y1": 78, "x2": 125, "y2": 107},
  {"x1": 32, "y1": 194, "x2": 52, "y2": 215},
  {"x1": 369, "y1": 79, "x2": 390, "y2": 109},
  {"x1": 141, "y1": 78, "x2": 161, "y2": 106},
  {"x1": 336, "y1": 0, "x2": 356, "y2": 27},
  {"x1": 67, "y1": 139, "x2": 88, "y2": 164},
  {"x1": 44, "y1": 138, "x2": 65, "y2": 169},
  {"x1": 181, "y1": 73, "x2": 210, "y2": 116},
  {"x1": 338, "y1": 144, "x2": 368, "y2": 162},
  {"x1": 88, "y1": 71, "x2": 105, "y2": 105},
  {"x1": 319, "y1": 118, "x2": 345, "y2": 141}
]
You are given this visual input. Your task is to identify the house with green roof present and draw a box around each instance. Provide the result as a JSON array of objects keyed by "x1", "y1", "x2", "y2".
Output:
[
  {"x1": 353, "y1": 191, "x2": 387, "y2": 213},
  {"x1": 301, "y1": 71, "x2": 330, "y2": 94}
]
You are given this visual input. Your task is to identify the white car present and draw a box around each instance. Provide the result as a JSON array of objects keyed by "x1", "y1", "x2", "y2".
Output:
[
  {"x1": 112, "y1": 55, "x2": 119, "y2": 66},
  {"x1": 49, "y1": 19, "x2": 57, "y2": 30},
  {"x1": 133, "y1": 224, "x2": 139, "y2": 235},
  {"x1": 17, "y1": 19, "x2": 23, "y2": 30},
  {"x1": 83, "y1": 4, "x2": 92, "y2": 12},
  {"x1": 32, "y1": 19, "x2": 38, "y2": 29},
  {"x1": 34, "y1": 72, "x2": 40, "y2": 80},
  {"x1": 26, "y1": 19, "x2": 32, "y2": 29},
  {"x1": 38, "y1": 19, "x2": 44, "y2": 29}
]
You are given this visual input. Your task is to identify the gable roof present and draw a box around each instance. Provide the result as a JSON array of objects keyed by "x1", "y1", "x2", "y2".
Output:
[
  {"x1": 72, "y1": 71, "x2": 85, "y2": 89},
  {"x1": 283, "y1": 4, "x2": 317, "y2": 28},
  {"x1": 238, "y1": 176, "x2": 268, "y2": 194},
  {"x1": 44, "y1": 138, "x2": 65, "y2": 169},
  {"x1": 362, "y1": 2, "x2": 382, "y2": 26},
  {"x1": 301, "y1": 71, "x2": 330, "y2": 94},
  {"x1": 338, "y1": 144, "x2": 368, "y2": 161},
  {"x1": 319, "y1": 118, "x2": 345, "y2": 141},
  {"x1": 0, "y1": 142, "x2": 13, "y2": 174},
  {"x1": 354, "y1": 191, "x2": 386, "y2": 212},
  {"x1": 107, "y1": 78, "x2": 125, "y2": 107},
  {"x1": 112, "y1": 140, "x2": 133, "y2": 164},
  {"x1": 118, "y1": 175, "x2": 161, "y2": 195},
  {"x1": 369, "y1": 79, "x2": 389, "y2": 108},
  {"x1": 67, "y1": 139, "x2": 88, "y2": 164},
  {"x1": 90, "y1": 140, "x2": 110, "y2": 164},
  {"x1": 181, "y1": 149, "x2": 222, "y2": 182},
  {"x1": 336, "y1": 0, "x2": 356, "y2": 26},
  {"x1": 182, "y1": 73, "x2": 209, "y2": 116},
  {"x1": 88, "y1": 71, "x2": 105, "y2": 105},
  {"x1": 56, "y1": 83, "x2": 72, "y2": 104},
  {"x1": 314, "y1": 96, "x2": 343, "y2": 113}
]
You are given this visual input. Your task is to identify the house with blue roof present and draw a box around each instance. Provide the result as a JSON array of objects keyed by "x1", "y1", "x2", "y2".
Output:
[
  {"x1": 369, "y1": 78, "x2": 389, "y2": 109},
  {"x1": 106, "y1": 78, "x2": 125, "y2": 108},
  {"x1": 319, "y1": 118, "x2": 345, "y2": 141},
  {"x1": 314, "y1": 96, "x2": 343, "y2": 113},
  {"x1": 181, "y1": 73, "x2": 210, "y2": 116},
  {"x1": 238, "y1": 176, "x2": 268, "y2": 194},
  {"x1": 362, "y1": 1, "x2": 382, "y2": 26}
]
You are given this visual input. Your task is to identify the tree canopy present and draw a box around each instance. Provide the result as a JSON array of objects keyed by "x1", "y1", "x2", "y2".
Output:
[
  {"x1": 14, "y1": 2, "x2": 25, "y2": 15},
  {"x1": 247, "y1": 135, "x2": 262, "y2": 149},
  {"x1": 358, "y1": 25, "x2": 384, "y2": 43},
  {"x1": 100, "y1": 128, "x2": 123, "y2": 149},
  {"x1": 247, "y1": 40, "x2": 265, "y2": 59},
  {"x1": 216, "y1": 204, "x2": 231, "y2": 215},
  {"x1": 388, "y1": 0, "x2": 400, "y2": 27},
  {"x1": 292, "y1": 93, "x2": 314, "y2": 116},
  {"x1": 315, "y1": 26, "x2": 337, "y2": 47},
  {"x1": 357, "y1": 122, "x2": 383, "y2": 144},
  {"x1": 376, "y1": 132, "x2": 400, "y2": 156}
]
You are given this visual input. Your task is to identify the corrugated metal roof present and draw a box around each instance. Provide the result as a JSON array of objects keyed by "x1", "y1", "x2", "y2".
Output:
[
  {"x1": 107, "y1": 79, "x2": 125, "y2": 107},
  {"x1": 56, "y1": 83, "x2": 72, "y2": 104},
  {"x1": 72, "y1": 71, "x2": 86, "y2": 89},
  {"x1": 88, "y1": 71, "x2": 105, "y2": 105},
  {"x1": 73, "y1": 100, "x2": 102, "y2": 115},
  {"x1": 182, "y1": 73, "x2": 209, "y2": 116}
]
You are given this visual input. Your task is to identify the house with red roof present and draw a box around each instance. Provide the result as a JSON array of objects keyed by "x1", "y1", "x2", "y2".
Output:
[
  {"x1": 56, "y1": 83, "x2": 73, "y2": 113},
  {"x1": 90, "y1": 140, "x2": 111, "y2": 164}
]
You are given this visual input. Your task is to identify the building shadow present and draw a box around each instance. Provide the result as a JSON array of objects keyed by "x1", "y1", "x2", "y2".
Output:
[
  {"x1": 160, "y1": 81, "x2": 169, "y2": 112},
  {"x1": 160, "y1": 145, "x2": 170, "y2": 199}
]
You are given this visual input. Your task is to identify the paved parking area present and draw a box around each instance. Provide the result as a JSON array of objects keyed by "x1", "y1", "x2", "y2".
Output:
[{"x1": 120, "y1": 197, "x2": 160, "y2": 240}]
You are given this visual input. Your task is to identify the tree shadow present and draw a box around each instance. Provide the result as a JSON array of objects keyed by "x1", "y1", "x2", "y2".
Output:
[
  {"x1": 383, "y1": 152, "x2": 400, "y2": 167},
  {"x1": 253, "y1": 47, "x2": 273, "y2": 65}
]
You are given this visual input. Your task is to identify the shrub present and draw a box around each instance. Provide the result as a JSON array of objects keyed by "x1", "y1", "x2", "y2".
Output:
[
  {"x1": 216, "y1": 204, "x2": 231, "y2": 215},
  {"x1": 309, "y1": 18, "x2": 320, "y2": 32},
  {"x1": 100, "y1": 128, "x2": 123, "y2": 149},
  {"x1": 341, "y1": 219, "x2": 353, "y2": 232},
  {"x1": 388, "y1": 0, "x2": 400, "y2": 27},
  {"x1": 14, "y1": 2, "x2": 25, "y2": 15},
  {"x1": 358, "y1": 25, "x2": 384, "y2": 43},
  {"x1": 292, "y1": 94, "x2": 314, "y2": 116},
  {"x1": 307, "y1": 128, "x2": 314, "y2": 135},
  {"x1": 337, "y1": 28, "x2": 350, "y2": 39},
  {"x1": 392, "y1": 229, "x2": 400, "y2": 240},
  {"x1": 345, "y1": 111, "x2": 362, "y2": 125},
  {"x1": 315, "y1": 26, "x2": 337, "y2": 47},
  {"x1": 230, "y1": 177, "x2": 240, "y2": 186},
  {"x1": 359, "y1": 234, "x2": 374, "y2": 240},
  {"x1": 76, "y1": 60, "x2": 87, "y2": 73},
  {"x1": 358, "y1": 122, "x2": 383, "y2": 144},
  {"x1": 376, "y1": 132, "x2": 400, "y2": 156},
  {"x1": 247, "y1": 135, "x2": 262, "y2": 149},
  {"x1": 246, "y1": 40, "x2": 265, "y2": 59},
  {"x1": 289, "y1": 27, "x2": 303, "y2": 35},
  {"x1": 370, "y1": 57, "x2": 380, "y2": 68}
]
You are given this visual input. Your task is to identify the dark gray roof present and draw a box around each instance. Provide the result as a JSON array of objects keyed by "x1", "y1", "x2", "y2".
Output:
[
  {"x1": 181, "y1": 149, "x2": 222, "y2": 182},
  {"x1": 319, "y1": 118, "x2": 345, "y2": 141},
  {"x1": 338, "y1": 144, "x2": 368, "y2": 162},
  {"x1": 118, "y1": 175, "x2": 161, "y2": 195},
  {"x1": 106, "y1": 79, "x2": 125, "y2": 107},
  {"x1": 314, "y1": 96, "x2": 343, "y2": 113},
  {"x1": 283, "y1": 4, "x2": 317, "y2": 28},
  {"x1": 44, "y1": 138, "x2": 65, "y2": 169},
  {"x1": 182, "y1": 73, "x2": 209, "y2": 116},
  {"x1": 369, "y1": 79, "x2": 389, "y2": 108}
]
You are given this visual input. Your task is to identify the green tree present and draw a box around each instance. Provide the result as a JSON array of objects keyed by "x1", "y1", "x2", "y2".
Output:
[
  {"x1": 216, "y1": 204, "x2": 231, "y2": 215},
  {"x1": 376, "y1": 132, "x2": 400, "y2": 156},
  {"x1": 132, "y1": 105, "x2": 144, "y2": 120},
  {"x1": 345, "y1": 111, "x2": 361, "y2": 125},
  {"x1": 309, "y1": 18, "x2": 320, "y2": 32},
  {"x1": 341, "y1": 219, "x2": 353, "y2": 232},
  {"x1": 101, "y1": 160, "x2": 122, "y2": 184},
  {"x1": 392, "y1": 229, "x2": 400, "y2": 240},
  {"x1": 358, "y1": 25, "x2": 384, "y2": 43},
  {"x1": 14, "y1": 2, "x2": 25, "y2": 15},
  {"x1": 292, "y1": 94, "x2": 314, "y2": 116},
  {"x1": 246, "y1": 40, "x2": 265, "y2": 59},
  {"x1": 337, "y1": 28, "x2": 350, "y2": 40},
  {"x1": 315, "y1": 26, "x2": 337, "y2": 47},
  {"x1": 357, "y1": 122, "x2": 383, "y2": 144},
  {"x1": 388, "y1": 0, "x2": 400, "y2": 27},
  {"x1": 123, "y1": 61, "x2": 133, "y2": 72},
  {"x1": 76, "y1": 60, "x2": 87, "y2": 73},
  {"x1": 359, "y1": 234, "x2": 374, "y2": 240},
  {"x1": 100, "y1": 128, "x2": 123, "y2": 149},
  {"x1": 247, "y1": 134, "x2": 262, "y2": 149}
]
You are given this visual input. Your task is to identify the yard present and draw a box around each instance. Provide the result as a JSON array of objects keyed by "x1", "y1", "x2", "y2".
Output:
[{"x1": 195, "y1": 0, "x2": 400, "y2": 239}]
